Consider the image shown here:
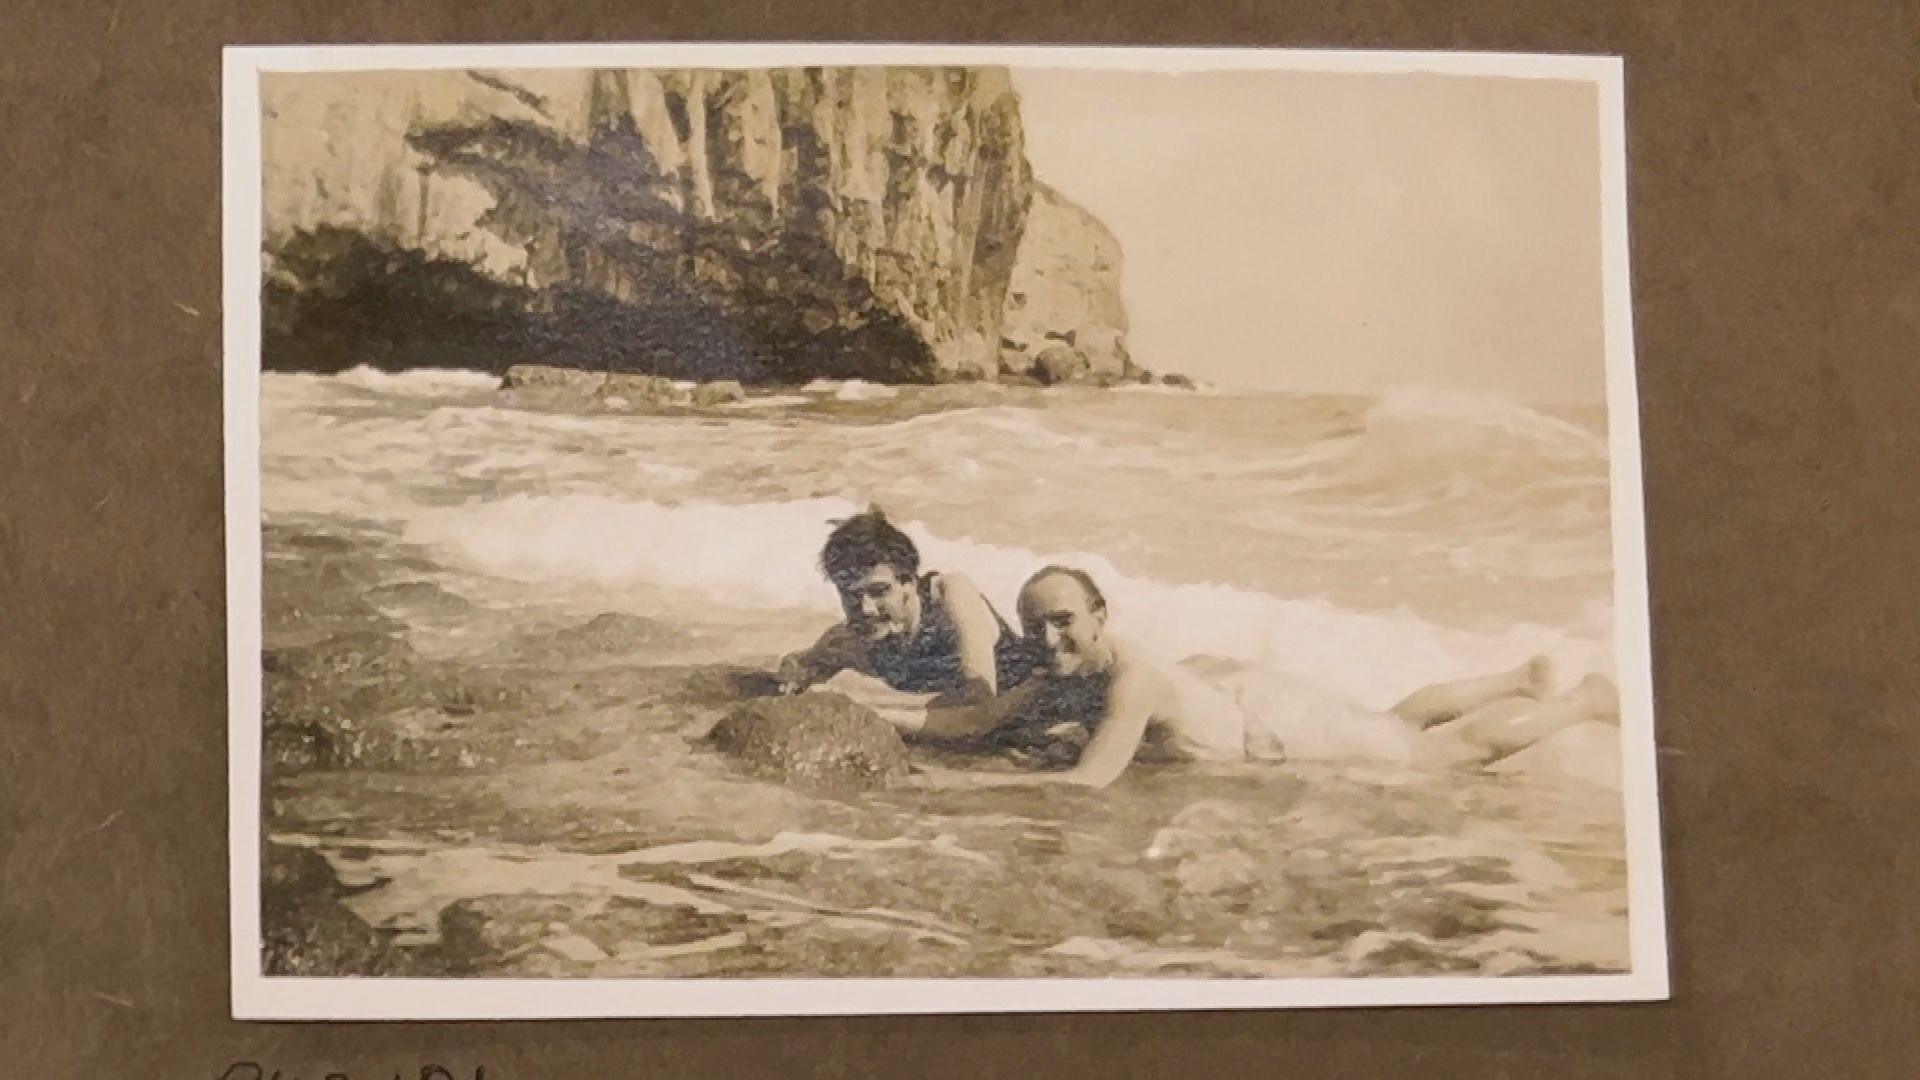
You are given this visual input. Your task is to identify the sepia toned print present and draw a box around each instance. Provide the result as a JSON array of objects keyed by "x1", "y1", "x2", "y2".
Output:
[{"x1": 226, "y1": 44, "x2": 1665, "y2": 1017}]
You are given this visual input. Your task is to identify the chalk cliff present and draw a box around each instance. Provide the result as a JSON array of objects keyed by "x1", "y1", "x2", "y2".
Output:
[
  {"x1": 999, "y1": 180, "x2": 1134, "y2": 380},
  {"x1": 261, "y1": 67, "x2": 1133, "y2": 384}
]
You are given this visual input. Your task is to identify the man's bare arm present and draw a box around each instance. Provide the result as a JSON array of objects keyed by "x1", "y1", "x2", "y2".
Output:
[
  {"x1": 907, "y1": 668, "x2": 1156, "y2": 790},
  {"x1": 775, "y1": 623, "x2": 860, "y2": 692},
  {"x1": 916, "y1": 679, "x2": 1042, "y2": 741},
  {"x1": 1049, "y1": 666, "x2": 1154, "y2": 788},
  {"x1": 927, "y1": 573, "x2": 1006, "y2": 708}
]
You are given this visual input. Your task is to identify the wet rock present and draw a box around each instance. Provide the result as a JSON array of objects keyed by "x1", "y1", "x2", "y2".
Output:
[
  {"x1": 439, "y1": 893, "x2": 744, "y2": 974},
  {"x1": 709, "y1": 692, "x2": 911, "y2": 792},
  {"x1": 604, "y1": 371, "x2": 693, "y2": 406},
  {"x1": 1166, "y1": 799, "x2": 1246, "y2": 836},
  {"x1": 1173, "y1": 851, "x2": 1262, "y2": 899},
  {"x1": 1143, "y1": 826, "x2": 1202, "y2": 862},
  {"x1": 277, "y1": 529, "x2": 359, "y2": 554},
  {"x1": 262, "y1": 607, "x2": 523, "y2": 774},
  {"x1": 692, "y1": 379, "x2": 746, "y2": 406},
  {"x1": 500, "y1": 363, "x2": 584, "y2": 391},
  {"x1": 1334, "y1": 929, "x2": 1475, "y2": 974},
  {"x1": 550, "y1": 612, "x2": 680, "y2": 654},
  {"x1": 929, "y1": 332, "x2": 997, "y2": 382},
  {"x1": 501, "y1": 364, "x2": 693, "y2": 409},
  {"x1": 438, "y1": 898, "x2": 581, "y2": 975},
  {"x1": 367, "y1": 579, "x2": 471, "y2": 614},
  {"x1": 1032, "y1": 344, "x2": 1092, "y2": 386},
  {"x1": 537, "y1": 930, "x2": 613, "y2": 965},
  {"x1": 263, "y1": 841, "x2": 340, "y2": 900},
  {"x1": 600, "y1": 892, "x2": 752, "y2": 947},
  {"x1": 644, "y1": 663, "x2": 788, "y2": 707},
  {"x1": 1046, "y1": 868, "x2": 1171, "y2": 941},
  {"x1": 261, "y1": 842, "x2": 437, "y2": 975}
]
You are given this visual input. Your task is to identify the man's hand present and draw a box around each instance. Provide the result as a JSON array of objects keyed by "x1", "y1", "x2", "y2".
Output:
[{"x1": 772, "y1": 655, "x2": 813, "y2": 696}]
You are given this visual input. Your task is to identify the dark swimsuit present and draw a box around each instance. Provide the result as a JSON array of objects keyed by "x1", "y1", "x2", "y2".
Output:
[
  {"x1": 982, "y1": 672, "x2": 1109, "y2": 760},
  {"x1": 866, "y1": 574, "x2": 1041, "y2": 696}
]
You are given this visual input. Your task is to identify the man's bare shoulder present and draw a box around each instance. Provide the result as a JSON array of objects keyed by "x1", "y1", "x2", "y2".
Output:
[
  {"x1": 927, "y1": 570, "x2": 987, "y2": 602},
  {"x1": 1108, "y1": 637, "x2": 1181, "y2": 698},
  {"x1": 1107, "y1": 634, "x2": 1157, "y2": 671},
  {"x1": 927, "y1": 571, "x2": 997, "y2": 620}
]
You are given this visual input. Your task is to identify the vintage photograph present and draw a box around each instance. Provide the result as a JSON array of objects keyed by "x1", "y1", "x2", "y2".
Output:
[{"x1": 226, "y1": 45, "x2": 1665, "y2": 1016}]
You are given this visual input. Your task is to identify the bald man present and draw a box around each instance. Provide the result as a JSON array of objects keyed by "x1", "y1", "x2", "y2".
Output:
[{"x1": 906, "y1": 566, "x2": 1602, "y2": 790}]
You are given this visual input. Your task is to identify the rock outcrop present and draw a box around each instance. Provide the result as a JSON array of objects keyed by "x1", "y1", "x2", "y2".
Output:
[
  {"x1": 260, "y1": 67, "x2": 1132, "y2": 384},
  {"x1": 261, "y1": 842, "x2": 441, "y2": 975},
  {"x1": 999, "y1": 181, "x2": 1135, "y2": 379},
  {"x1": 708, "y1": 692, "x2": 911, "y2": 791},
  {"x1": 1032, "y1": 344, "x2": 1091, "y2": 386},
  {"x1": 265, "y1": 69, "x2": 986, "y2": 381}
]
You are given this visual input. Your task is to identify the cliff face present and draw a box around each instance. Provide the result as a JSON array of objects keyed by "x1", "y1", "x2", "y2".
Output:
[
  {"x1": 999, "y1": 181, "x2": 1133, "y2": 379},
  {"x1": 261, "y1": 67, "x2": 1125, "y2": 383}
]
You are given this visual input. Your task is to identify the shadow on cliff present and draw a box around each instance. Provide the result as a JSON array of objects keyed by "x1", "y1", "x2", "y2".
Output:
[{"x1": 263, "y1": 113, "x2": 941, "y2": 384}]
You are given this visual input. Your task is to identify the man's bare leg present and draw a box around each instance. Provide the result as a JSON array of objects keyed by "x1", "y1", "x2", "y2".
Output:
[
  {"x1": 1390, "y1": 655, "x2": 1552, "y2": 729},
  {"x1": 1421, "y1": 687, "x2": 1607, "y2": 766},
  {"x1": 1569, "y1": 673, "x2": 1621, "y2": 723}
]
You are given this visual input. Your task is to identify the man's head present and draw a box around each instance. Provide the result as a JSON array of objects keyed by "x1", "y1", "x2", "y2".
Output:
[
  {"x1": 820, "y1": 509, "x2": 921, "y2": 643},
  {"x1": 1017, "y1": 565, "x2": 1111, "y2": 676}
]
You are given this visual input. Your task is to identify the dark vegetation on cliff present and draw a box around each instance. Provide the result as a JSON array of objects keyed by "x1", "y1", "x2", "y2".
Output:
[
  {"x1": 260, "y1": 67, "x2": 1134, "y2": 385},
  {"x1": 267, "y1": 116, "x2": 936, "y2": 382}
]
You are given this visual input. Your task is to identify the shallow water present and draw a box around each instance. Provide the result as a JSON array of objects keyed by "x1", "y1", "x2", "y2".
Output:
[{"x1": 261, "y1": 371, "x2": 1629, "y2": 977}]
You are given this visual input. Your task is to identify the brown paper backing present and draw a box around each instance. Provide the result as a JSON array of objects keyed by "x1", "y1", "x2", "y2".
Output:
[{"x1": 4, "y1": 1, "x2": 1918, "y2": 1076}]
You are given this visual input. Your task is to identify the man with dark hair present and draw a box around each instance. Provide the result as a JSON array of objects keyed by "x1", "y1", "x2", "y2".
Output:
[
  {"x1": 817, "y1": 509, "x2": 923, "y2": 592},
  {"x1": 774, "y1": 508, "x2": 1038, "y2": 736}
]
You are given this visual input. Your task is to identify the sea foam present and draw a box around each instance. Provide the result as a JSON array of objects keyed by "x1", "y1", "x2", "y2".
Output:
[{"x1": 407, "y1": 493, "x2": 1608, "y2": 710}]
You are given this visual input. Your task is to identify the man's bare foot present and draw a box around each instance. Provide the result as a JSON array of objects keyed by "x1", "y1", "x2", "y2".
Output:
[{"x1": 1570, "y1": 672, "x2": 1619, "y2": 719}]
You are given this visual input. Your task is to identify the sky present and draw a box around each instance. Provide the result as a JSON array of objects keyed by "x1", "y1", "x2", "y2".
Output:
[{"x1": 1011, "y1": 68, "x2": 1608, "y2": 404}]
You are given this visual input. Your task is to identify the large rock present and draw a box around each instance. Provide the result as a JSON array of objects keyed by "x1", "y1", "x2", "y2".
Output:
[
  {"x1": 1032, "y1": 344, "x2": 1091, "y2": 386},
  {"x1": 709, "y1": 692, "x2": 911, "y2": 791},
  {"x1": 261, "y1": 67, "x2": 1039, "y2": 383},
  {"x1": 437, "y1": 891, "x2": 749, "y2": 976},
  {"x1": 999, "y1": 181, "x2": 1133, "y2": 379},
  {"x1": 261, "y1": 842, "x2": 439, "y2": 975},
  {"x1": 437, "y1": 897, "x2": 608, "y2": 976},
  {"x1": 500, "y1": 363, "x2": 701, "y2": 408},
  {"x1": 690, "y1": 379, "x2": 746, "y2": 406}
]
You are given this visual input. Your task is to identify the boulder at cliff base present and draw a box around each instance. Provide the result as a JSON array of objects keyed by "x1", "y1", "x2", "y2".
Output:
[{"x1": 1034, "y1": 344, "x2": 1092, "y2": 386}]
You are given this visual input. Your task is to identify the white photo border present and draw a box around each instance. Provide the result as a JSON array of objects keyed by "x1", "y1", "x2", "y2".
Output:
[{"x1": 224, "y1": 41, "x2": 1668, "y2": 1020}]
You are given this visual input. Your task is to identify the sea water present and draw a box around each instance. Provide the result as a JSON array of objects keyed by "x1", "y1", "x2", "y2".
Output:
[{"x1": 260, "y1": 368, "x2": 1629, "y2": 977}]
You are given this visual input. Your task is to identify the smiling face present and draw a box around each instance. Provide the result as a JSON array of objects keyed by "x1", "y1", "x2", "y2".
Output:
[
  {"x1": 1018, "y1": 571, "x2": 1110, "y2": 677},
  {"x1": 835, "y1": 563, "x2": 919, "y2": 644}
]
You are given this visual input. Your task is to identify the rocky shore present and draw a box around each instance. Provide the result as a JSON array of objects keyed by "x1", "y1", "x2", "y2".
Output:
[{"x1": 259, "y1": 522, "x2": 949, "y2": 975}]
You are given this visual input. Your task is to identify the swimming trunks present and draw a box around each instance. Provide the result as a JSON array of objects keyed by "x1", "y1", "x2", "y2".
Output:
[{"x1": 866, "y1": 574, "x2": 1040, "y2": 695}]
